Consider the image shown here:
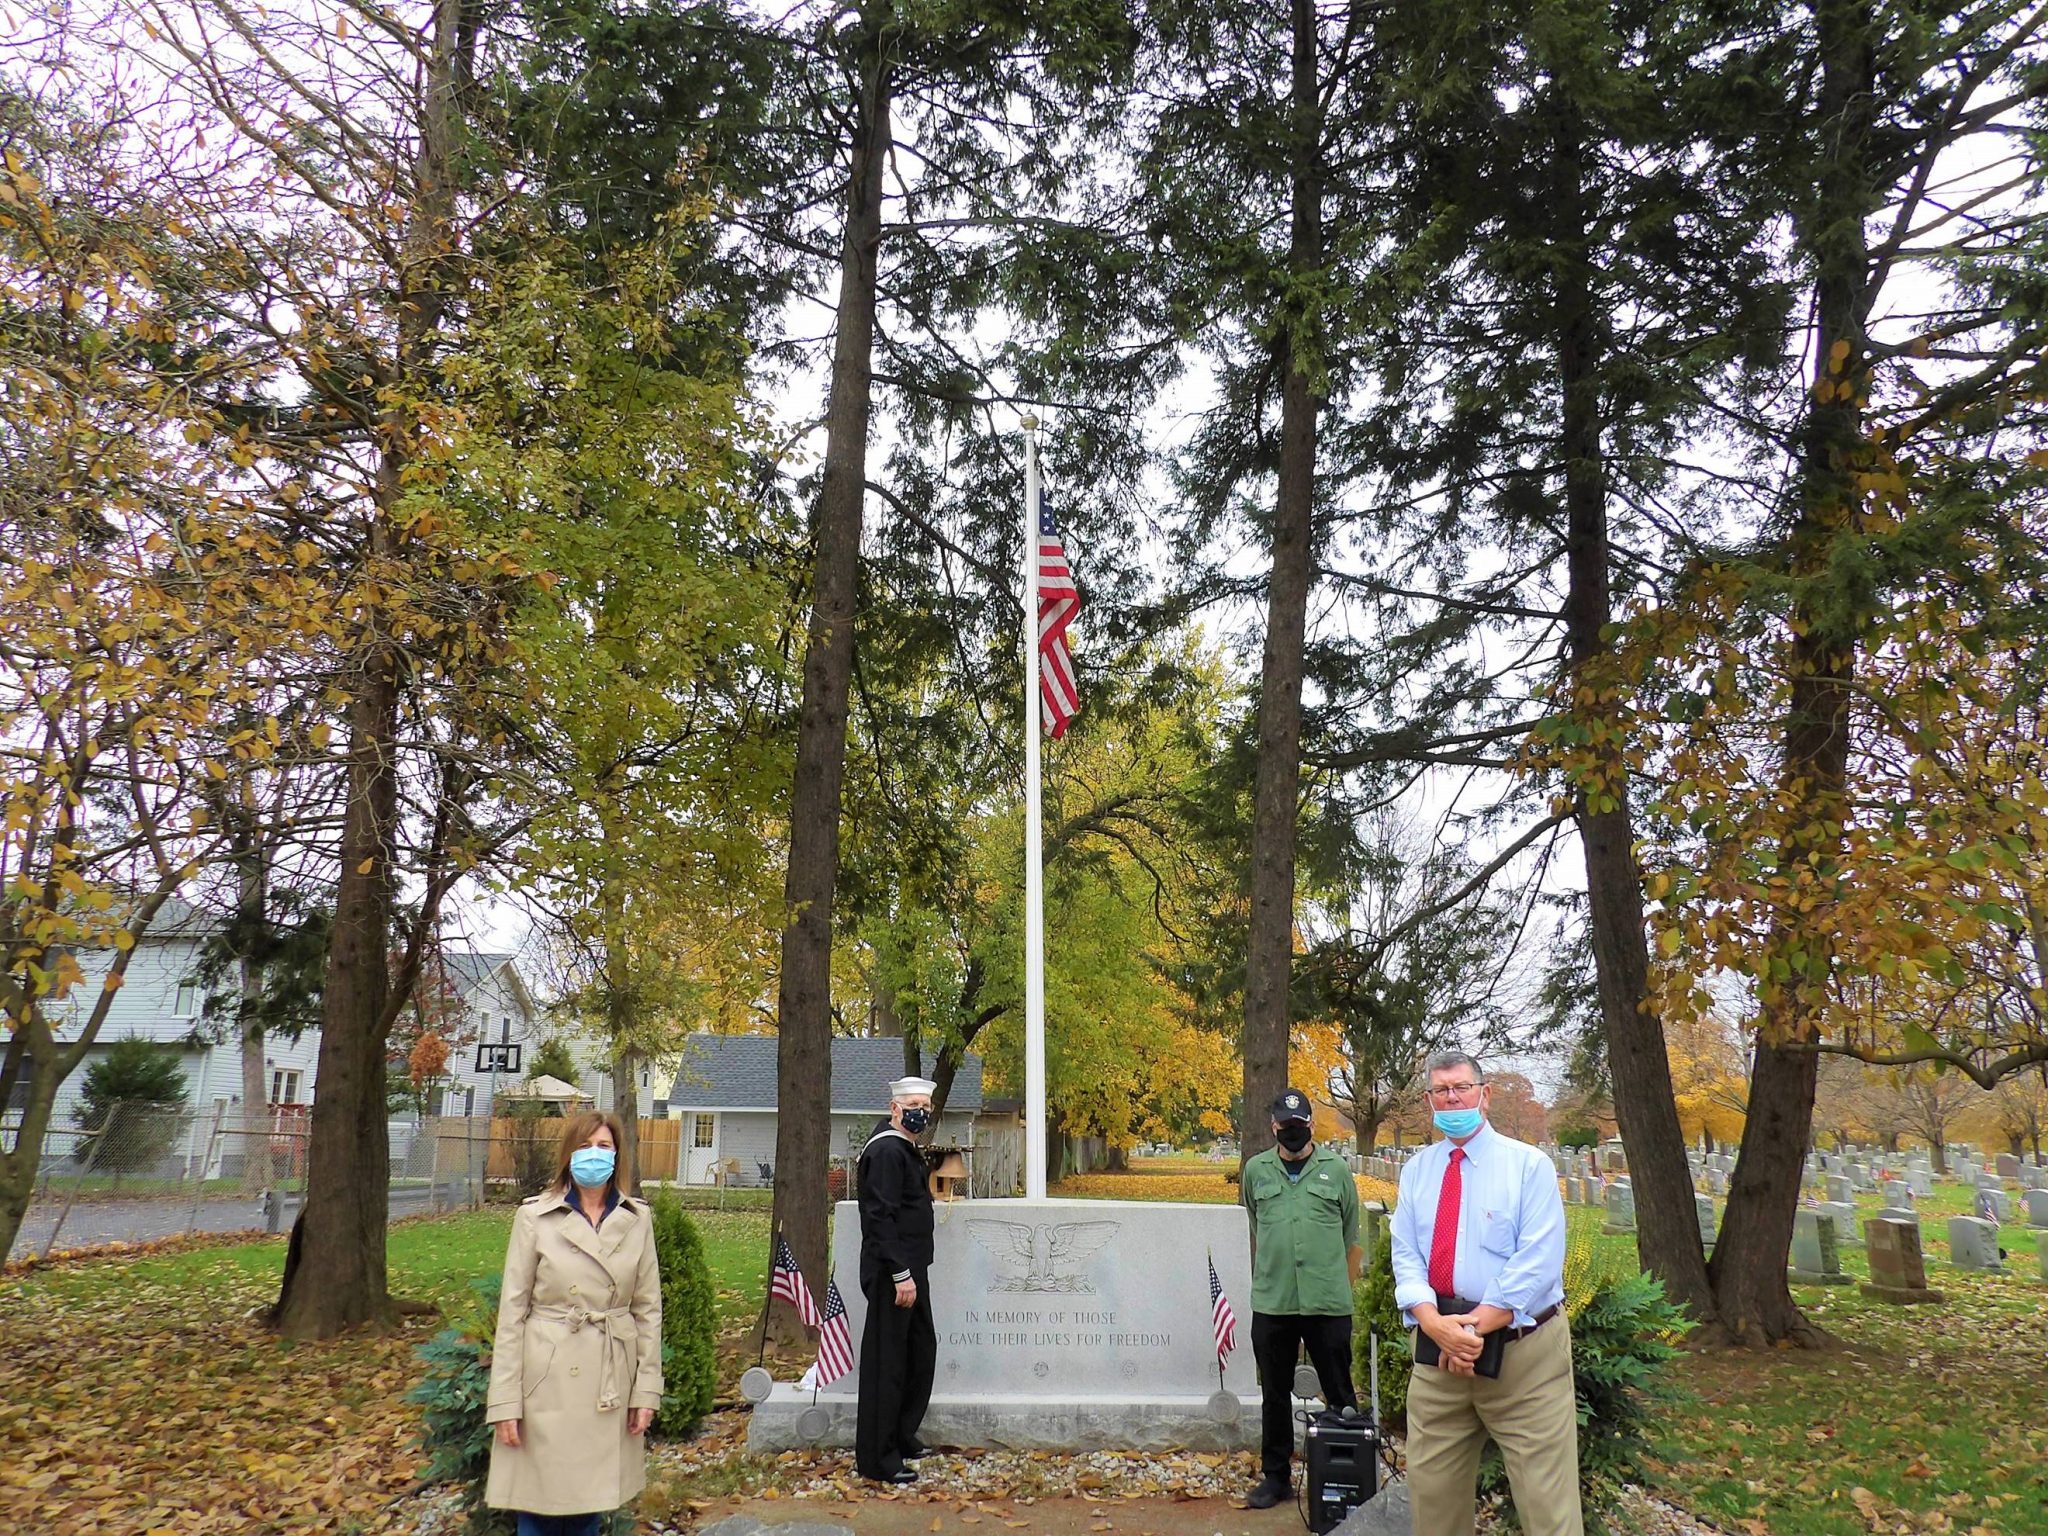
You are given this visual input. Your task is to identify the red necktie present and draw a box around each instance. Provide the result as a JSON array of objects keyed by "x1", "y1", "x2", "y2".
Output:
[{"x1": 1429, "y1": 1148, "x2": 1465, "y2": 1296}]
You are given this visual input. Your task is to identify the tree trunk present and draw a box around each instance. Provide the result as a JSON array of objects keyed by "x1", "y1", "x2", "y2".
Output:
[
  {"x1": 1706, "y1": 0, "x2": 1875, "y2": 1348},
  {"x1": 273, "y1": 657, "x2": 401, "y2": 1337},
  {"x1": 269, "y1": 0, "x2": 467, "y2": 1340},
  {"x1": 1241, "y1": 0, "x2": 1322, "y2": 1169},
  {"x1": 1551, "y1": 106, "x2": 1716, "y2": 1322},
  {"x1": 767, "y1": 44, "x2": 890, "y2": 1333},
  {"x1": 611, "y1": 1047, "x2": 643, "y2": 1196}
]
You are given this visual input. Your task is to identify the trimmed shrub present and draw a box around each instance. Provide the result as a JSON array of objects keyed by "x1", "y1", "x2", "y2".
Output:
[
  {"x1": 1352, "y1": 1224, "x2": 1412, "y2": 1430},
  {"x1": 1478, "y1": 1270, "x2": 1692, "y2": 1534},
  {"x1": 648, "y1": 1191, "x2": 718, "y2": 1437},
  {"x1": 74, "y1": 1038, "x2": 189, "y2": 1173}
]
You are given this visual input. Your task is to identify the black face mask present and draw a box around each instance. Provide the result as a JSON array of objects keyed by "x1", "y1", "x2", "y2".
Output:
[
  {"x1": 1275, "y1": 1121, "x2": 1312, "y2": 1154},
  {"x1": 899, "y1": 1106, "x2": 932, "y2": 1136}
]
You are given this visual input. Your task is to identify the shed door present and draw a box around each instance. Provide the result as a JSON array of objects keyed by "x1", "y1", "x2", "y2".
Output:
[{"x1": 683, "y1": 1113, "x2": 720, "y2": 1184}]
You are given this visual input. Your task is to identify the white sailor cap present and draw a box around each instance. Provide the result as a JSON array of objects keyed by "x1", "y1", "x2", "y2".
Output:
[{"x1": 889, "y1": 1075, "x2": 938, "y2": 1099}]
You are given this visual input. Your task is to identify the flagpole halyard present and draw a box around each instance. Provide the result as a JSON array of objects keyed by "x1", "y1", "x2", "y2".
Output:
[{"x1": 1022, "y1": 414, "x2": 1047, "y2": 1202}]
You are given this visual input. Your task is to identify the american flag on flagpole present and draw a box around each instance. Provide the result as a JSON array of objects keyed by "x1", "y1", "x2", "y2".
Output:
[
  {"x1": 1037, "y1": 491, "x2": 1082, "y2": 740},
  {"x1": 812, "y1": 1278, "x2": 857, "y2": 1388},
  {"x1": 769, "y1": 1235, "x2": 822, "y2": 1329},
  {"x1": 1208, "y1": 1254, "x2": 1239, "y2": 1363}
]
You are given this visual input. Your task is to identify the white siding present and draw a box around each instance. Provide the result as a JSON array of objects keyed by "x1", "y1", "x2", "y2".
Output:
[
  {"x1": 661, "y1": 1108, "x2": 979, "y2": 1188},
  {"x1": 436, "y1": 963, "x2": 544, "y2": 1114},
  {"x1": 40, "y1": 932, "x2": 323, "y2": 1145}
]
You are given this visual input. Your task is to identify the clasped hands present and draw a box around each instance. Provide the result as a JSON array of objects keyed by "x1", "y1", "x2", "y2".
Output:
[
  {"x1": 1422, "y1": 1304, "x2": 1514, "y2": 1377},
  {"x1": 494, "y1": 1409, "x2": 654, "y2": 1448}
]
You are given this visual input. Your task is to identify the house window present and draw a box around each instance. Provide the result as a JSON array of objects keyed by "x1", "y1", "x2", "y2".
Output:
[
  {"x1": 693, "y1": 1113, "x2": 715, "y2": 1149},
  {"x1": 174, "y1": 981, "x2": 200, "y2": 1018},
  {"x1": 499, "y1": 1015, "x2": 511, "y2": 1044},
  {"x1": 640, "y1": 1066, "x2": 650, "y2": 1089},
  {"x1": 270, "y1": 1069, "x2": 302, "y2": 1105}
]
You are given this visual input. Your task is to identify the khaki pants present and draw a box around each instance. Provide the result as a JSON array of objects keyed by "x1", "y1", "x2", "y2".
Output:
[{"x1": 1405, "y1": 1314, "x2": 1583, "y2": 1536}]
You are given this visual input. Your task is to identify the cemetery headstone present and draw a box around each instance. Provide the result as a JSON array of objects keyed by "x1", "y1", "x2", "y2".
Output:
[
  {"x1": 1997, "y1": 1152, "x2": 2022, "y2": 1180},
  {"x1": 1602, "y1": 1178, "x2": 1636, "y2": 1235},
  {"x1": 1948, "y1": 1215, "x2": 2005, "y2": 1272},
  {"x1": 1826, "y1": 1174, "x2": 1853, "y2": 1204},
  {"x1": 1789, "y1": 1211, "x2": 1850, "y2": 1285},
  {"x1": 1861, "y1": 1217, "x2": 1943, "y2": 1304},
  {"x1": 1695, "y1": 1193, "x2": 1717, "y2": 1249},
  {"x1": 1818, "y1": 1199, "x2": 1862, "y2": 1245},
  {"x1": 1974, "y1": 1184, "x2": 2010, "y2": 1225},
  {"x1": 2026, "y1": 1188, "x2": 2048, "y2": 1230}
]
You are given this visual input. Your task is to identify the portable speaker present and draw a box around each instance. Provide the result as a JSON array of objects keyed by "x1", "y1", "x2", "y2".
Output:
[{"x1": 1303, "y1": 1408, "x2": 1380, "y2": 1533}]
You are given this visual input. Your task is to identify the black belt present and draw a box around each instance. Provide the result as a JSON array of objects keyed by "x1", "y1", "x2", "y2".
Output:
[{"x1": 1504, "y1": 1304, "x2": 1560, "y2": 1342}]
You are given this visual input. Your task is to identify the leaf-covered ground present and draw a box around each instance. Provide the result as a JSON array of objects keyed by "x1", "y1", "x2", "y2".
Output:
[{"x1": 0, "y1": 1205, "x2": 771, "y2": 1536}]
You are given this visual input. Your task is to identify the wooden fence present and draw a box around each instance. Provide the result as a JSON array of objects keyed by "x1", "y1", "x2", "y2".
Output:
[{"x1": 485, "y1": 1116, "x2": 681, "y2": 1184}]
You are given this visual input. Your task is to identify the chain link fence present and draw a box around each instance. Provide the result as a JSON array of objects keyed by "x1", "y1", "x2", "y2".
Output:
[{"x1": 4, "y1": 1104, "x2": 504, "y2": 1263}]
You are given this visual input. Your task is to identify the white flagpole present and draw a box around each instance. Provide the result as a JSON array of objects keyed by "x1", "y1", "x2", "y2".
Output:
[{"x1": 1021, "y1": 414, "x2": 1047, "y2": 1201}]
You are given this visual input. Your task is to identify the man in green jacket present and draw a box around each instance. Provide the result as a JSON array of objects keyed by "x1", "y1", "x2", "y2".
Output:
[{"x1": 1239, "y1": 1088, "x2": 1363, "y2": 1509}]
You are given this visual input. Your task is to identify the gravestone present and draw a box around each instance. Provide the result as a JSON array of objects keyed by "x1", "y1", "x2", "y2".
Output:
[
  {"x1": 1695, "y1": 1194, "x2": 1717, "y2": 1249},
  {"x1": 1818, "y1": 1199, "x2": 1862, "y2": 1245},
  {"x1": 747, "y1": 1199, "x2": 1263, "y2": 1451},
  {"x1": 1789, "y1": 1211, "x2": 1850, "y2": 1285},
  {"x1": 1602, "y1": 1178, "x2": 1636, "y2": 1234},
  {"x1": 1997, "y1": 1152, "x2": 2022, "y2": 1180},
  {"x1": 1826, "y1": 1174, "x2": 1854, "y2": 1204},
  {"x1": 1886, "y1": 1184, "x2": 1916, "y2": 1211},
  {"x1": 1908, "y1": 1170, "x2": 1934, "y2": 1197},
  {"x1": 1948, "y1": 1215, "x2": 2005, "y2": 1273},
  {"x1": 2026, "y1": 1188, "x2": 2048, "y2": 1229},
  {"x1": 1862, "y1": 1217, "x2": 1943, "y2": 1304},
  {"x1": 1360, "y1": 1201, "x2": 1389, "y2": 1270},
  {"x1": 1974, "y1": 1184, "x2": 2010, "y2": 1226}
]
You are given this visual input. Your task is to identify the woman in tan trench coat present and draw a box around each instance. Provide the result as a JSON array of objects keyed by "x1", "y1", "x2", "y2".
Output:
[{"x1": 486, "y1": 1110, "x2": 663, "y2": 1536}]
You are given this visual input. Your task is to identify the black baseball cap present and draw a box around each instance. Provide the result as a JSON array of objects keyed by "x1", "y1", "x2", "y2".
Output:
[{"x1": 1270, "y1": 1089, "x2": 1313, "y2": 1122}]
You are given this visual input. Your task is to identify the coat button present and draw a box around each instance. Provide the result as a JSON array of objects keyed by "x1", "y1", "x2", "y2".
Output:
[{"x1": 570, "y1": 1366, "x2": 580, "y2": 1376}]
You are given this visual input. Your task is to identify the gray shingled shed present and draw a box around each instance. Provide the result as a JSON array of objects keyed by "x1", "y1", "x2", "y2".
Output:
[{"x1": 663, "y1": 1035, "x2": 984, "y2": 1187}]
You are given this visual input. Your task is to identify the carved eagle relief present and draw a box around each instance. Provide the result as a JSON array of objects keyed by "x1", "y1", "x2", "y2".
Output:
[{"x1": 966, "y1": 1219, "x2": 1121, "y2": 1293}]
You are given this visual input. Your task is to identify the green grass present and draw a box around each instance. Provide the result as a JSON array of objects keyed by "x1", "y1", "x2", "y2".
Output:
[{"x1": 1652, "y1": 1178, "x2": 2048, "y2": 1536}]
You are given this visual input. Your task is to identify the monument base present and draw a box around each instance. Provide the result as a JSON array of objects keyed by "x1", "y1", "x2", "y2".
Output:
[
  {"x1": 745, "y1": 1383, "x2": 1262, "y2": 1453},
  {"x1": 1787, "y1": 1268, "x2": 1851, "y2": 1286},
  {"x1": 1858, "y1": 1281, "x2": 1945, "y2": 1304}
]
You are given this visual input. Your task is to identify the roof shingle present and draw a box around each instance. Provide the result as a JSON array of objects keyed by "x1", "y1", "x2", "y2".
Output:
[{"x1": 667, "y1": 1035, "x2": 984, "y2": 1114}]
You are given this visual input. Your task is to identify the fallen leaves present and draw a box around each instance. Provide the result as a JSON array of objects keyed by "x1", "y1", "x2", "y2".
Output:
[
  {"x1": 1049, "y1": 1172, "x2": 1401, "y2": 1208},
  {"x1": 0, "y1": 1257, "x2": 432, "y2": 1534}
]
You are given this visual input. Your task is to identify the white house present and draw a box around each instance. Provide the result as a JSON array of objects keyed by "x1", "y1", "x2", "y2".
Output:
[
  {"x1": 425, "y1": 951, "x2": 549, "y2": 1118},
  {"x1": 41, "y1": 899, "x2": 323, "y2": 1144},
  {"x1": 30, "y1": 901, "x2": 550, "y2": 1140},
  {"x1": 664, "y1": 1034, "x2": 984, "y2": 1187}
]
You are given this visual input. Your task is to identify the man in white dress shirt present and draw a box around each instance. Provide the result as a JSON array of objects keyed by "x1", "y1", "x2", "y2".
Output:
[{"x1": 1391, "y1": 1050, "x2": 1581, "y2": 1536}]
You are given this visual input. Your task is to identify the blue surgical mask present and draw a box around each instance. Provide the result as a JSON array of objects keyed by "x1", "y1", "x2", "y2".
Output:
[
  {"x1": 569, "y1": 1147, "x2": 616, "y2": 1188},
  {"x1": 1433, "y1": 1107, "x2": 1484, "y2": 1139}
]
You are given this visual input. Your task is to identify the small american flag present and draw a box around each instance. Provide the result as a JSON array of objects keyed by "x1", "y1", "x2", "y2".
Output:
[
  {"x1": 769, "y1": 1235, "x2": 821, "y2": 1329},
  {"x1": 1209, "y1": 1255, "x2": 1238, "y2": 1362},
  {"x1": 813, "y1": 1278, "x2": 857, "y2": 1388},
  {"x1": 1037, "y1": 491, "x2": 1082, "y2": 740}
]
